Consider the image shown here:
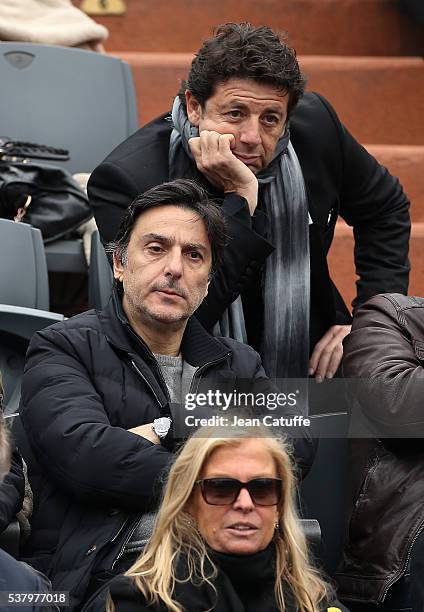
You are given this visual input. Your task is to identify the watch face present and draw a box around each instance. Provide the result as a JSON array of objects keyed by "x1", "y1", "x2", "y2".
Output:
[{"x1": 154, "y1": 416, "x2": 172, "y2": 437}]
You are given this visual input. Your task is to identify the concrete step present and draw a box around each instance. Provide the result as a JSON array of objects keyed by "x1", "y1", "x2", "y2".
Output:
[
  {"x1": 116, "y1": 52, "x2": 424, "y2": 145},
  {"x1": 303, "y1": 56, "x2": 424, "y2": 145},
  {"x1": 366, "y1": 145, "x2": 424, "y2": 222},
  {"x1": 328, "y1": 221, "x2": 424, "y2": 309},
  {"x1": 79, "y1": 0, "x2": 424, "y2": 56}
]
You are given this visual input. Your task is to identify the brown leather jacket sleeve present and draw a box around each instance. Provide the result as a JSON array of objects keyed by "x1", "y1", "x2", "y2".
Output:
[{"x1": 342, "y1": 293, "x2": 424, "y2": 437}]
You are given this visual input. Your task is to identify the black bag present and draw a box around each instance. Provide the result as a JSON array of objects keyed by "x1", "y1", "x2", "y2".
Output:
[{"x1": 0, "y1": 140, "x2": 92, "y2": 243}]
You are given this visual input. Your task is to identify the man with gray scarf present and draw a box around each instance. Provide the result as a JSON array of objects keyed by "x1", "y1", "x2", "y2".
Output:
[{"x1": 88, "y1": 22, "x2": 410, "y2": 382}]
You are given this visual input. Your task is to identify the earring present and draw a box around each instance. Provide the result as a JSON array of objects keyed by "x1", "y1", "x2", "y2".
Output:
[{"x1": 274, "y1": 522, "x2": 279, "y2": 530}]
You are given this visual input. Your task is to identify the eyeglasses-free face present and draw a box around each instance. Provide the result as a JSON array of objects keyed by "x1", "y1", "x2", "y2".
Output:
[{"x1": 196, "y1": 477, "x2": 283, "y2": 506}]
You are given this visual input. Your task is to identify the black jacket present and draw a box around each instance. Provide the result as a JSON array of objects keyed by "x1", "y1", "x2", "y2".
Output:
[
  {"x1": 88, "y1": 92, "x2": 410, "y2": 351},
  {"x1": 0, "y1": 448, "x2": 24, "y2": 534},
  {"x1": 336, "y1": 294, "x2": 424, "y2": 603},
  {"x1": 21, "y1": 292, "x2": 314, "y2": 609},
  {"x1": 102, "y1": 544, "x2": 349, "y2": 612},
  {"x1": 0, "y1": 548, "x2": 52, "y2": 612}
]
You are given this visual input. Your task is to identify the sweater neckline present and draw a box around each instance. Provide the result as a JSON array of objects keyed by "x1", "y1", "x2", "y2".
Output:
[{"x1": 209, "y1": 541, "x2": 276, "y2": 586}]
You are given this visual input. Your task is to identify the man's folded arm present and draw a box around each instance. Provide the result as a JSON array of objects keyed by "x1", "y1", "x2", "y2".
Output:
[{"x1": 21, "y1": 330, "x2": 172, "y2": 511}]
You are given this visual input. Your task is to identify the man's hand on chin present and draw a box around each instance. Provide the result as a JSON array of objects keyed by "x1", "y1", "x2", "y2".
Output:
[
  {"x1": 309, "y1": 324, "x2": 352, "y2": 383},
  {"x1": 189, "y1": 130, "x2": 258, "y2": 214}
]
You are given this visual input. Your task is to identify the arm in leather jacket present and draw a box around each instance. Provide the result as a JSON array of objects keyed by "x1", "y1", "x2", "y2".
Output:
[{"x1": 342, "y1": 294, "x2": 424, "y2": 438}]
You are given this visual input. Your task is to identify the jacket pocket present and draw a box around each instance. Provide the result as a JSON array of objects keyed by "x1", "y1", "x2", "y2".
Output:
[{"x1": 348, "y1": 454, "x2": 380, "y2": 542}]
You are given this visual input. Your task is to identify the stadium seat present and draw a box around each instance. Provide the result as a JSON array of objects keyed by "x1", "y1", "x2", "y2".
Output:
[
  {"x1": 0, "y1": 43, "x2": 138, "y2": 175},
  {"x1": 0, "y1": 43, "x2": 138, "y2": 274},
  {"x1": 0, "y1": 220, "x2": 64, "y2": 415},
  {"x1": 300, "y1": 411, "x2": 350, "y2": 575},
  {"x1": 88, "y1": 231, "x2": 113, "y2": 310},
  {"x1": 0, "y1": 305, "x2": 64, "y2": 416},
  {"x1": 0, "y1": 220, "x2": 50, "y2": 311}
]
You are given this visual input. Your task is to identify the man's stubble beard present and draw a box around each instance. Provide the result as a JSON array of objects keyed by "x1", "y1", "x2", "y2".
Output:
[
  {"x1": 136, "y1": 299, "x2": 191, "y2": 326},
  {"x1": 123, "y1": 273, "x2": 207, "y2": 329},
  {"x1": 128, "y1": 288, "x2": 206, "y2": 328}
]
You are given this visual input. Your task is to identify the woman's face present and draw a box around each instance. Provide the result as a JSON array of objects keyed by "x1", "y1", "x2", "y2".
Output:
[{"x1": 188, "y1": 438, "x2": 280, "y2": 555}]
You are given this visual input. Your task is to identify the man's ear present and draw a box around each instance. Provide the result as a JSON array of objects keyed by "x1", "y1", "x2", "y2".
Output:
[
  {"x1": 113, "y1": 251, "x2": 125, "y2": 282},
  {"x1": 185, "y1": 90, "x2": 202, "y2": 126}
]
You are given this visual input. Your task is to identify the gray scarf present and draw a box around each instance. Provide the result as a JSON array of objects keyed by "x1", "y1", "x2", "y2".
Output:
[{"x1": 168, "y1": 97, "x2": 310, "y2": 379}]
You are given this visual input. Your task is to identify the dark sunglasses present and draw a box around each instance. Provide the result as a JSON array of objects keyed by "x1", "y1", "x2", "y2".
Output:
[{"x1": 195, "y1": 477, "x2": 282, "y2": 506}]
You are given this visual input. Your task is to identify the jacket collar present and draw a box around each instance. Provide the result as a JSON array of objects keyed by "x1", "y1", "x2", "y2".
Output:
[{"x1": 98, "y1": 289, "x2": 231, "y2": 367}]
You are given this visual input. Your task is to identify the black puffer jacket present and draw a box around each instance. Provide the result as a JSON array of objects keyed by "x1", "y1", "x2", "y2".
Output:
[
  {"x1": 21, "y1": 291, "x2": 314, "y2": 609},
  {"x1": 336, "y1": 294, "x2": 424, "y2": 604}
]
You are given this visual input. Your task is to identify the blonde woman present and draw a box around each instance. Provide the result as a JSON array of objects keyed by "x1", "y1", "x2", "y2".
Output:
[{"x1": 103, "y1": 426, "x2": 347, "y2": 612}]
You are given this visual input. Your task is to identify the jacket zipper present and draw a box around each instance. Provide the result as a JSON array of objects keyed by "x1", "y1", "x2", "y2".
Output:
[
  {"x1": 353, "y1": 456, "x2": 378, "y2": 510},
  {"x1": 110, "y1": 357, "x2": 167, "y2": 572},
  {"x1": 125, "y1": 319, "x2": 173, "y2": 406},
  {"x1": 111, "y1": 516, "x2": 143, "y2": 570},
  {"x1": 381, "y1": 519, "x2": 424, "y2": 601},
  {"x1": 130, "y1": 359, "x2": 169, "y2": 408},
  {"x1": 187, "y1": 353, "x2": 232, "y2": 395},
  {"x1": 110, "y1": 517, "x2": 130, "y2": 543},
  {"x1": 132, "y1": 353, "x2": 231, "y2": 405}
]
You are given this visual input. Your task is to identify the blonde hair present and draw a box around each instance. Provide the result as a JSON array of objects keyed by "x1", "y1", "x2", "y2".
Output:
[{"x1": 110, "y1": 426, "x2": 330, "y2": 612}]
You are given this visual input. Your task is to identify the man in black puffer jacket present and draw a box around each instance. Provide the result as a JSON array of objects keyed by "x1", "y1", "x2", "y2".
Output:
[{"x1": 21, "y1": 179, "x2": 314, "y2": 610}]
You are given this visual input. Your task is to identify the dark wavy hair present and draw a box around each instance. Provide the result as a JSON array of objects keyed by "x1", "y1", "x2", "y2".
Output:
[
  {"x1": 107, "y1": 179, "x2": 227, "y2": 275},
  {"x1": 179, "y1": 22, "x2": 306, "y2": 116}
]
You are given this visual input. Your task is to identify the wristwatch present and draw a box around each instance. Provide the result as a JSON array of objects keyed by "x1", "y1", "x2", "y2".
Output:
[{"x1": 152, "y1": 416, "x2": 172, "y2": 440}]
